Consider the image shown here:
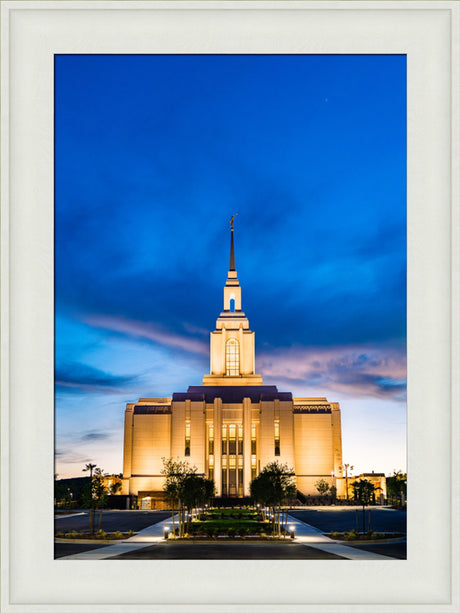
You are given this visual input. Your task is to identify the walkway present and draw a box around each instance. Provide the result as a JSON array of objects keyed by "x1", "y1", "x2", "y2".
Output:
[
  {"x1": 57, "y1": 514, "x2": 395, "y2": 560},
  {"x1": 286, "y1": 515, "x2": 395, "y2": 560}
]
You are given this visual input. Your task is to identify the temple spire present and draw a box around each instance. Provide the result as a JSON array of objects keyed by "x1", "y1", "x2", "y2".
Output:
[{"x1": 229, "y1": 213, "x2": 238, "y2": 271}]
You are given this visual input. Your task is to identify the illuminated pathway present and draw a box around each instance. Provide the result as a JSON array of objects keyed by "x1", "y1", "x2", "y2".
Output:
[
  {"x1": 286, "y1": 515, "x2": 395, "y2": 560},
  {"x1": 58, "y1": 514, "x2": 396, "y2": 560}
]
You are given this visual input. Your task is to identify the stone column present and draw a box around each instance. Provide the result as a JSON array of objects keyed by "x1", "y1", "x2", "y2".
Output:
[
  {"x1": 213, "y1": 397, "x2": 222, "y2": 496},
  {"x1": 243, "y1": 397, "x2": 252, "y2": 496}
]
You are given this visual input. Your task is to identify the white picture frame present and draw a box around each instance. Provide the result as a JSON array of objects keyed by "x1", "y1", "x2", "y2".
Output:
[{"x1": 1, "y1": 2, "x2": 459, "y2": 611}]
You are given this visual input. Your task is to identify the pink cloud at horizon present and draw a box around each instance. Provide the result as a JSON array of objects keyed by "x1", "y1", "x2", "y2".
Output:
[{"x1": 258, "y1": 344, "x2": 406, "y2": 401}]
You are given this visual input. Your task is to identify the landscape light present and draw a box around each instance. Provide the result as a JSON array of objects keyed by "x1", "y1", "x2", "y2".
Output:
[
  {"x1": 164, "y1": 526, "x2": 170, "y2": 540},
  {"x1": 289, "y1": 526, "x2": 295, "y2": 539}
]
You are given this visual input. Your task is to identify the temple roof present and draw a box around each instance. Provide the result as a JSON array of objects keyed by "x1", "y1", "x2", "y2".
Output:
[{"x1": 172, "y1": 385, "x2": 292, "y2": 403}]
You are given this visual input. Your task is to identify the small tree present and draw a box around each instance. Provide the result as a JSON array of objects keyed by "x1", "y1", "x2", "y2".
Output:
[
  {"x1": 352, "y1": 478, "x2": 375, "y2": 532},
  {"x1": 106, "y1": 474, "x2": 122, "y2": 495},
  {"x1": 161, "y1": 458, "x2": 215, "y2": 538},
  {"x1": 250, "y1": 462, "x2": 296, "y2": 537},
  {"x1": 54, "y1": 476, "x2": 67, "y2": 508},
  {"x1": 314, "y1": 479, "x2": 330, "y2": 497},
  {"x1": 386, "y1": 470, "x2": 407, "y2": 506},
  {"x1": 80, "y1": 465, "x2": 108, "y2": 535}
]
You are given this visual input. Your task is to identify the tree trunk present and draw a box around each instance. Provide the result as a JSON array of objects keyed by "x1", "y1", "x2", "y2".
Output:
[
  {"x1": 98, "y1": 509, "x2": 103, "y2": 532},
  {"x1": 171, "y1": 503, "x2": 175, "y2": 539},
  {"x1": 362, "y1": 505, "x2": 366, "y2": 533}
]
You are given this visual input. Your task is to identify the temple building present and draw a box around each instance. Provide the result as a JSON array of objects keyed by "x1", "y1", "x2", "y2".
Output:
[{"x1": 121, "y1": 222, "x2": 344, "y2": 507}]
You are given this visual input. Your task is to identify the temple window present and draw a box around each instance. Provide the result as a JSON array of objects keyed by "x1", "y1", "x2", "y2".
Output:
[{"x1": 225, "y1": 338, "x2": 240, "y2": 376}]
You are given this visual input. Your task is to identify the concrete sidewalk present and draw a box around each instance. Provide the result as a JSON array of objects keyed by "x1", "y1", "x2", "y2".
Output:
[
  {"x1": 286, "y1": 514, "x2": 395, "y2": 560},
  {"x1": 57, "y1": 515, "x2": 176, "y2": 560}
]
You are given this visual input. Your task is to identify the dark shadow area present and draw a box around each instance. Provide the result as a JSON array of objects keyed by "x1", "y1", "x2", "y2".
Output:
[
  {"x1": 110, "y1": 542, "x2": 346, "y2": 560},
  {"x1": 54, "y1": 542, "x2": 112, "y2": 559},
  {"x1": 289, "y1": 508, "x2": 406, "y2": 534}
]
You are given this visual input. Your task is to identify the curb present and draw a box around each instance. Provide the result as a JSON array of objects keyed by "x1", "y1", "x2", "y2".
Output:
[
  {"x1": 55, "y1": 538, "x2": 134, "y2": 545},
  {"x1": 328, "y1": 537, "x2": 406, "y2": 545}
]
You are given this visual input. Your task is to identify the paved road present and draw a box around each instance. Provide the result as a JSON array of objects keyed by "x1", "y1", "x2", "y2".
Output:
[
  {"x1": 54, "y1": 542, "x2": 112, "y2": 559},
  {"x1": 290, "y1": 507, "x2": 406, "y2": 534},
  {"x1": 54, "y1": 510, "x2": 170, "y2": 534},
  {"x1": 110, "y1": 541, "x2": 345, "y2": 559},
  {"x1": 348, "y1": 541, "x2": 406, "y2": 559}
]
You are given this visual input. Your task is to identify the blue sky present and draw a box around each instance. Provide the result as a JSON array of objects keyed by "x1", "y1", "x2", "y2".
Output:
[{"x1": 55, "y1": 54, "x2": 406, "y2": 479}]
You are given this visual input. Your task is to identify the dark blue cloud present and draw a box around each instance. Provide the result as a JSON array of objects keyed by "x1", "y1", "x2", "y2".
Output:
[
  {"x1": 55, "y1": 362, "x2": 138, "y2": 393},
  {"x1": 80, "y1": 431, "x2": 112, "y2": 442},
  {"x1": 55, "y1": 54, "x2": 406, "y2": 354}
]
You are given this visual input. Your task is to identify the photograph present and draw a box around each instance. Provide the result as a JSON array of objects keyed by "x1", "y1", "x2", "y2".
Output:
[{"x1": 53, "y1": 53, "x2": 408, "y2": 562}]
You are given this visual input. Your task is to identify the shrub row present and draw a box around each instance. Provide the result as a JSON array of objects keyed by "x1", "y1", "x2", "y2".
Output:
[
  {"x1": 329, "y1": 530, "x2": 380, "y2": 541},
  {"x1": 55, "y1": 529, "x2": 135, "y2": 539}
]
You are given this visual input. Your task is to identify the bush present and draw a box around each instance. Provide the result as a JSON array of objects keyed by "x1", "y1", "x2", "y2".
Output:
[
  {"x1": 330, "y1": 531, "x2": 338, "y2": 538},
  {"x1": 56, "y1": 531, "x2": 64, "y2": 537},
  {"x1": 346, "y1": 530, "x2": 357, "y2": 541},
  {"x1": 96, "y1": 530, "x2": 107, "y2": 539},
  {"x1": 113, "y1": 531, "x2": 123, "y2": 539},
  {"x1": 127, "y1": 530, "x2": 135, "y2": 537}
]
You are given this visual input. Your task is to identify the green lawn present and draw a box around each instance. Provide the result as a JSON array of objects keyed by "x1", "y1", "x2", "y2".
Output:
[{"x1": 199, "y1": 508, "x2": 261, "y2": 520}]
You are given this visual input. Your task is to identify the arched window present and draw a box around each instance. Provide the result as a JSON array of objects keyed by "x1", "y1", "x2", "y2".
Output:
[
  {"x1": 230, "y1": 298, "x2": 235, "y2": 313},
  {"x1": 226, "y1": 338, "x2": 240, "y2": 376}
]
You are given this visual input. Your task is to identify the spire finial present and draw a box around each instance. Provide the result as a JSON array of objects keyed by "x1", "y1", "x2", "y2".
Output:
[{"x1": 229, "y1": 214, "x2": 238, "y2": 271}]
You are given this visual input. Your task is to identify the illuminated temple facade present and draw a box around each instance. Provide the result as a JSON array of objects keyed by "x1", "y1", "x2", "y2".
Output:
[{"x1": 121, "y1": 224, "x2": 343, "y2": 506}]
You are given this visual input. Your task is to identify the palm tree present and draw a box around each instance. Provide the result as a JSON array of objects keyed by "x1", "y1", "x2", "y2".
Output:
[
  {"x1": 339, "y1": 463, "x2": 354, "y2": 501},
  {"x1": 82, "y1": 463, "x2": 97, "y2": 479},
  {"x1": 82, "y1": 463, "x2": 97, "y2": 534}
]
